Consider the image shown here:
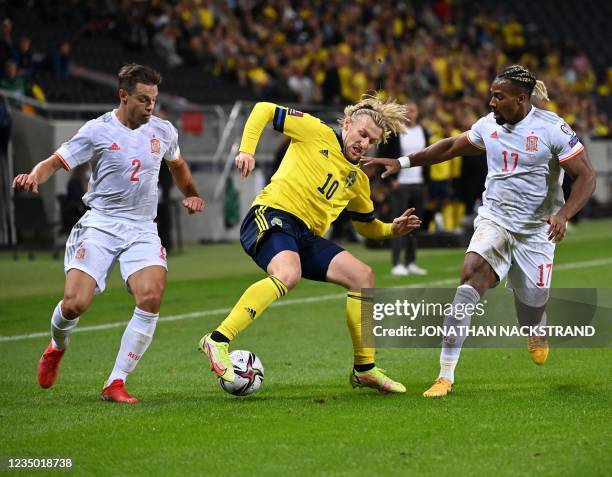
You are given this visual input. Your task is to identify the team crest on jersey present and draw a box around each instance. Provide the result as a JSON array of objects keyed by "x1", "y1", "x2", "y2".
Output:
[
  {"x1": 150, "y1": 137, "x2": 161, "y2": 154},
  {"x1": 525, "y1": 134, "x2": 539, "y2": 152},
  {"x1": 287, "y1": 108, "x2": 303, "y2": 117},
  {"x1": 75, "y1": 246, "x2": 86, "y2": 260},
  {"x1": 344, "y1": 171, "x2": 357, "y2": 188}
]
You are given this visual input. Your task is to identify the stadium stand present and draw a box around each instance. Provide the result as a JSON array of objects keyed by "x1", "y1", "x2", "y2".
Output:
[
  {"x1": 1, "y1": 0, "x2": 610, "y2": 248},
  {"x1": 0, "y1": 1, "x2": 609, "y2": 132}
]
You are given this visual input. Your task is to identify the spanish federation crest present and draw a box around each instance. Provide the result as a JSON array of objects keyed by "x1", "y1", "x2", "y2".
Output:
[
  {"x1": 150, "y1": 137, "x2": 161, "y2": 154},
  {"x1": 345, "y1": 171, "x2": 357, "y2": 188},
  {"x1": 525, "y1": 134, "x2": 539, "y2": 152}
]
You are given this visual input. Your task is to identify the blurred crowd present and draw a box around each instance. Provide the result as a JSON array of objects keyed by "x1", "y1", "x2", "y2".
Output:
[
  {"x1": 102, "y1": 0, "x2": 610, "y2": 139},
  {"x1": 0, "y1": 17, "x2": 72, "y2": 102},
  {"x1": 1, "y1": 1, "x2": 610, "y2": 139}
]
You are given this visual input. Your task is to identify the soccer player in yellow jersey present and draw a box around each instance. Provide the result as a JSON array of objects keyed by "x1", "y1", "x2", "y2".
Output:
[{"x1": 199, "y1": 94, "x2": 421, "y2": 393}]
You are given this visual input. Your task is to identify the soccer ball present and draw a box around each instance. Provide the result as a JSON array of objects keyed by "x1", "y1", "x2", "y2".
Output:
[{"x1": 219, "y1": 350, "x2": 264, "y2": 396}]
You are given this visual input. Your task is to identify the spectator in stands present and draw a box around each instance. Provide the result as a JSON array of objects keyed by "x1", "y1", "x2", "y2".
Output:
[
  {"x1": 153, "y1": 23, "x2": 183, "y2": 68},
  {"x1": 52, "y1": 41, "x2": 71, "y2": 78},
  {"x1": 0, "y1": 18, "x2": 13, "y2": 65},
  {"x1": 0, "y1": 59, "x2": 25, "y2": 95},
  {"x1": 11, "y1": 36, "x2": 34, "y2": 76},
  {"x1": 287, "y1": 64, "x2": 318, "y2": 104},
  {"x1": 322, "y1": 52, "x2": 342, "y2": 105}
]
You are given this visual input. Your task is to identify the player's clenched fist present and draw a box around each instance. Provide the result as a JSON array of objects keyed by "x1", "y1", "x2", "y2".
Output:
[
  {"x1": 182, "y1": 196, "x2": 205, "y2": 214},
  {"x1": 12, "y1": 173, "x2": 40, "y2": 193},
  {"x1": 235, "y1": 151, "x2": 255, "y2": 178}
]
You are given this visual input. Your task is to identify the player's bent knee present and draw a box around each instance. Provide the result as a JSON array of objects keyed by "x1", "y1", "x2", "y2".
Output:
[
  {"x1": 135, "y1": 296, "x2": 162, "y2": 313},
  {"x1": 348, "y1": 264, "x2": 374, "y2": 290},
  {"x1": 135, "y1": 288, "x2": 164, "y2": 313},
  {"x1": 461, "y1": 255, "x2": 496, "y2": 291},
  {"x1": 61, "y1": 295, "x2": 91, "y2": 318},
  {"x1": 272, "y1": 270, "x2": 300, "y2": 290},
  {"x1": 360, "y1": 265, "x2": 375, "y2": 289}
]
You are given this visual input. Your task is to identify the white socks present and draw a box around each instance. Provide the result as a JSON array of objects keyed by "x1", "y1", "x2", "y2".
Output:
[
  {"x1": 106, "y1": 307, "x2": 159, "y2": 386},
  {"x1": 439, "y1": 284, "x2": 481, "y2": 383},
  {"x1": 51, "y1": 301, "x2": 79, "y2": 349}
]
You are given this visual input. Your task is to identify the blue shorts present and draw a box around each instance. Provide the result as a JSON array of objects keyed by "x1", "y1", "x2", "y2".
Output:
[{"x1": 240, "y1": 205, "x2": 344, "y2": 282}]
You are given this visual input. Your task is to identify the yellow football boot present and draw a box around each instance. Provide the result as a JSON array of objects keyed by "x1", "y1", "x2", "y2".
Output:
[
  {"x1": 422, "y1": 377, "x2": 453, "y2": 398},
  {"x1": 350, "y1": 367, "x2": 406, "y2": 394},
  {"x1": 527, "y1": 335, "x2": 549, "y2": 365}
]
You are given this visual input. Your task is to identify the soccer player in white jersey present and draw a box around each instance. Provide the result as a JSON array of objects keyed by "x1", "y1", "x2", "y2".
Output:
[
  {"x1": 364, "y1": 65, "x2": 596, "y2": 397},
  {"x1": 12, "y1": 64, "x2": 204, "y2": 403}
]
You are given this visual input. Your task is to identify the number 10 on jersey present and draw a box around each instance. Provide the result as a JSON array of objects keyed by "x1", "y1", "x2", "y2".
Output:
[{"x1": 317, "y1": 173, "x2": 339, "y2": 199}]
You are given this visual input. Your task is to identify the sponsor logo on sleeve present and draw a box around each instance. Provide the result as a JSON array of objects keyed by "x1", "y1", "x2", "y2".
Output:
[
  {"x1": 288, "y1": 108, "x2": 303, "y2": 117},
  {"x1": 569, "y1": 134, "x2": 579, "y2": 148}
]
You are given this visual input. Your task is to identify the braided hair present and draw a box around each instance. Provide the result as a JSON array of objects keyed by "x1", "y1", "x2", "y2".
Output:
[{"x1": 496, "y1": 64, "x2": 548, "y2": 101}]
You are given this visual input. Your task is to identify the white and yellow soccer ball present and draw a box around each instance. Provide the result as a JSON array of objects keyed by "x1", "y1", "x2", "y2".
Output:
[{"x1": 219, "y1": 350, "x2": 264, "y2": 396}]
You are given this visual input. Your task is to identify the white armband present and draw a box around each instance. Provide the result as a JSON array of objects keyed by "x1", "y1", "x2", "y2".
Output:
[{"x1": 398, "y1": 156, "x2": 411, "y2": 168}]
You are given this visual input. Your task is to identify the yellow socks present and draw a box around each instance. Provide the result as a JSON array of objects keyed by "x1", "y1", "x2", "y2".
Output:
[
  {"x1": 346, "y1": 291, "x2": 375, "y2": 366},
  {"x1": 217, "y1": 276, "x2": 288, "y2": 340}
]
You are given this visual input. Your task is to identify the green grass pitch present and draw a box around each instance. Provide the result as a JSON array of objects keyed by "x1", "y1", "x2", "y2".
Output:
[{"x1": 1, "y1": 220, "x2": 611, "y2": 476}]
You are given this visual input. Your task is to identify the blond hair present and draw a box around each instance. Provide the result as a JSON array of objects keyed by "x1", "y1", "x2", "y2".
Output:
[
  {"x1": 340, "y1": 92, "x2": 408, "y2": 143},
  {"x1": 531, "y1": 80, "x2": 549, "y2": 102}
]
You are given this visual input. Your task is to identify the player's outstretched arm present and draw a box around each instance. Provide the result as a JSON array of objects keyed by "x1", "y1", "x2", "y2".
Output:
[
  {"x1": 352, "y1": 208, "x2": 421, "y2": 239},
  {"x1": 236, "y1": 102, "x2": 279, "y2": 178},
  {"x1": 166, "y1": 155, "x2": 205, "y2": 215},
  {"x1": 12, "y1": 154, "x2": 64, "y2": 193},
  {"x1": 542, "y1": 151, "x2": 596, "y2": 243},
  {"x1": 362, "y1": 132, "x2": 483, "y2": 178}
]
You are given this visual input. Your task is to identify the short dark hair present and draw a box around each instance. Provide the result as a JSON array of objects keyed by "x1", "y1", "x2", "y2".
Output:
[
  {"x1": 117, "y1": 63, "x2": 162, "y2": 94},
  {"x1": 495, "y1": 65, "x2": 536, "y2": 96}
]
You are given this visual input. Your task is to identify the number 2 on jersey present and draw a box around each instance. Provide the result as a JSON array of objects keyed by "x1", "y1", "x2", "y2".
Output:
[
  {"x1": 501, "y1": 150, "x2": 519, "y2": 173},
  {"x1": 130, "y1": 159, "x2": 141, "y2": 182}
]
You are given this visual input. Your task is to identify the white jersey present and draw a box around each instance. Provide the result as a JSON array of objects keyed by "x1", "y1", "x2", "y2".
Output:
[
  {"x1": 54, "y1": 110, "x2": 180, "y2": 221},
  {"x1": 467, "y1": 106, "x2": 584, "y2": 234}
]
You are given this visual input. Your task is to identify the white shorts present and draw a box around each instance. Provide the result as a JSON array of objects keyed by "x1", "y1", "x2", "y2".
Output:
[
  {"x1": 64, "y1": 210, "x2": 168, "y2": 293},
  {"x1": 467, "y1": 216, "x2": 555, "y2": 307}
]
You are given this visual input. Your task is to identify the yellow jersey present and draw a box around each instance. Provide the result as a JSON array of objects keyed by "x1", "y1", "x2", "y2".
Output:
[{"x1": 240, "y1": 102, "x2": 376, "y2": 236}]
